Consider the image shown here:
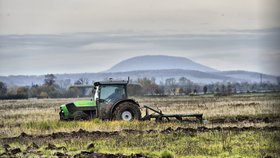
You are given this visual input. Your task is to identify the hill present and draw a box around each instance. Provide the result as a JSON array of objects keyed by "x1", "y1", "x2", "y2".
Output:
[
  {"x1": 106, "y1": 55, "x2": 218, "y2": 72},
  {"x1": 0, "y1": 55, "x2": 278, "y2": 86},
  {"x1": 0, "y1": 69, "x2": 278, "y2": 86}
]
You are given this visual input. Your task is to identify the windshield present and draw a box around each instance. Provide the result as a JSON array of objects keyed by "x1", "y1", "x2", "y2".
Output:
[{"x1": 100, "y1": 85, "x2": 125, "y2": 103}]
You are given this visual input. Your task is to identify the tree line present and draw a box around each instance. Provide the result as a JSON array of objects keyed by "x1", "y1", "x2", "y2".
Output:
[
  {"x1": 129, "y1": 77, "x2": 280, "y2": 96},
  {"x1": 0, "y1": 74, "x2": 85, "y2": 99},
  {"x1": 0, "y1": 75, "x2": 279, "y2": 99}
]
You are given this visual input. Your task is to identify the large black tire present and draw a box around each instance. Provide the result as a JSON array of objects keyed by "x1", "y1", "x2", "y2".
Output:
[
  {"x1": 72, "y1": 111, "x2": 90, "y2": 121},
  {"x1": 113, "y1": 102, "x2": 141, "y2": 121}
]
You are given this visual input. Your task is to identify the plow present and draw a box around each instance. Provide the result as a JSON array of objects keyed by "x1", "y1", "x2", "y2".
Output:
[
  {"x1": 142, "y1": 105, "x2": 203, "y2": 123},
  {"x1": 59, "y1": 78, "x2": 203, "y2": 123}
]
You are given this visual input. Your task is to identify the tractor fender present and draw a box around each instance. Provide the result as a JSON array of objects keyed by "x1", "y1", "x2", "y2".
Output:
[{"x1": 110, "y1": 99, "x2": 140, "y2": 118}]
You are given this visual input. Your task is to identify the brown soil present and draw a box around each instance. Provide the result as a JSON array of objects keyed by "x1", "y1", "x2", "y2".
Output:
[
  {"x1": 73, "y1": 152, "x2": 146, "y2": 158},
  {"x1": 155, "y1": 115, "x2": 280, "y2": 124},
  {"x1": 1, "y1": 126, "x2": 279, "y2": 144},
  {"x1": 0, "y1": 148, "x2": 146, "y2": 158},
  {"x1": 0, "y1": 126, "x2": 279, "y2": 157},
  {"x1": 161, "y1": 126, "x2": 280, "y2": 134},
  {"x1": 0, "y1": 141, "x2": 147, "y2": 158},
  {"x1": 1, "y1": 128, "x2": 119, "y2": 144},
  {"x1": 209, "y1": 115, "x2": 280, "y2": 124}
]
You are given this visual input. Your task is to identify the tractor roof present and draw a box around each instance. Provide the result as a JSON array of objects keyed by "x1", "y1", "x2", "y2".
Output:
[{"x1": 94, "y1": 80, "x2": 128, "y2": 86}]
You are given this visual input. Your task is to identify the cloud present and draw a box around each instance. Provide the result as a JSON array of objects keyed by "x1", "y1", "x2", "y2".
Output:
[
  {"x1": 0, "y1": 0, "x2": 279, "y2": 76},
  {"x1": 0, "y1": 0, "x2": 276, "y2": 35},
  {"x1": 81, "y1": 42, "x2": 155, "y2": 51},
  {"x1": 0, "y1": 29, "x2": 279, "y2": 76}
]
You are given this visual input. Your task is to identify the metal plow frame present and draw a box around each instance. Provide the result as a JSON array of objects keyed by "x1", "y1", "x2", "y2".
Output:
[{"x1": 141, "y1": 105, "x2": 203, "y2": 123}]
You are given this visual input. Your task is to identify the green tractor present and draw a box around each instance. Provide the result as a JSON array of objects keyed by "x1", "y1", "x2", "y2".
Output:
[
  {"x1": 60, "y1": 80, "x2": 141, "y2": 121},
  {"x1": 59, "y1": 79, "x2": 204, "y2": 122}
]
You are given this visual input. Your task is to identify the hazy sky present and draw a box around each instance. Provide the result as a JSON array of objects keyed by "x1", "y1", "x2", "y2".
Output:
[{"x1": 0, "y1": 0, "x2": 279, "y2": 76}]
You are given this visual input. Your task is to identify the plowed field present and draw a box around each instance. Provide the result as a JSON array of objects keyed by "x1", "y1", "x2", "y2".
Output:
[{"x1": 0, "y1": 93, "x2": 279, "y2": 157}]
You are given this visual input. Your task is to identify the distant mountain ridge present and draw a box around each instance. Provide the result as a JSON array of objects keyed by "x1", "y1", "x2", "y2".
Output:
[
  {"x1": 106, "y1": 55, "x2": 218, "y2": 72},
  {"x1": 0, "y1": 69, "x2": 278, "y2": 86},
  {"x1": 0, "y1": 55, "x2": 278, "y2": 86}
]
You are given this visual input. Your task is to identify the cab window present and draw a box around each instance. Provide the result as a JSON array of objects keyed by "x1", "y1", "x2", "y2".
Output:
[{"x1": 100, "y1": 85, "x2": 125, "y2": 103}]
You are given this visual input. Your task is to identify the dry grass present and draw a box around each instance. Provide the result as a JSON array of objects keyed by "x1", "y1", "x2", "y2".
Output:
[
  {"x1": 0, "y1": 93, "x2": 279, "y2": 157},
  {"x1": 0, "y1": 93, "x2": 279, "y2": 138},
  {"x1": 135, "y1": 93, "x2": 280, "y2": 118}
]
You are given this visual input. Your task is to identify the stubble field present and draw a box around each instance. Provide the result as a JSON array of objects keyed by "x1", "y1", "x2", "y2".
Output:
[{"x1": 0, "y1": 93, "x2": 279, "y2": 157}]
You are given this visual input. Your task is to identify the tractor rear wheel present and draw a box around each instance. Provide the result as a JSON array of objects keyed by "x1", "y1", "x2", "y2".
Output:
[
  {"x1": 113, "y1": 102, "x2": 141, "y2": 121},
  {"x1": 73, "y1": 111, "x2": 90, "y2": 121}
]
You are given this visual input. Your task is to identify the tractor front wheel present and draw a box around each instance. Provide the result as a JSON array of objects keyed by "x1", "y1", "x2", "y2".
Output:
[
  {"x1": 113, "y1": 102, "x2": 141, "y2": 121},
  {"x1": 72, "y1": 111, "x2": 90, "y2": 121}
]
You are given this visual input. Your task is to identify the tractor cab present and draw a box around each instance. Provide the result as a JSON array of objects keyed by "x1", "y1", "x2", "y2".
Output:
[
  {"x1": 59, "y1": 79, "x2": 141, "y2": 121},
  {"x1": 94, "y1": 80, "x2": 127, "y2": 102},
  {"x1": 93, "y1": 80, "x2": 129, "y2": 120}
]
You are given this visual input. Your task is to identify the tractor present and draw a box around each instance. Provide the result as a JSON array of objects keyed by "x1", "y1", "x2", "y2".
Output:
[
  {"x1": 59, "y1": 79, "x2": 141, "y2": 121},
  {"x1": 59, "y1": 79, "x2": 203, "y2": 122}
]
